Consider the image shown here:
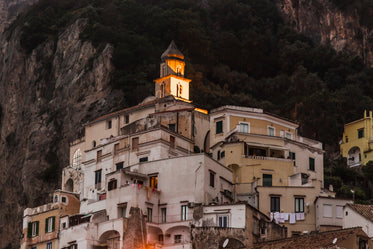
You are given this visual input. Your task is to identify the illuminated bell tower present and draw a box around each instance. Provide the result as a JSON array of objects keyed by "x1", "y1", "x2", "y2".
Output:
[{"x1": 154, "y1": 41, "x2": 191, "y2": 102}]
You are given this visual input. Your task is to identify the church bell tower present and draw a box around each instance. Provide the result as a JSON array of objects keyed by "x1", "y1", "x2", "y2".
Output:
[{"x1": 154, "y1": 41, "x2": 191, "y2": 102}]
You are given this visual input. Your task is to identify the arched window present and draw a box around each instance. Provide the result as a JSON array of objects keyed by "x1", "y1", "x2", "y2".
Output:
[
  {"x1": 72, "y1": 149, "x2": 82, "y2": 168},
  {"x1": 176, "y1": 65, "x2": 182, "y2": 75}
]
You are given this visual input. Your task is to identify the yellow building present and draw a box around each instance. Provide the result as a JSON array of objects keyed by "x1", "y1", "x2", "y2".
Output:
[
  {"x1": 209, "y1": 105, "x2": 327, "y2": 237},
  {"x1": 21, "y1": 190, "x2": 80, "y2": 249},
  {"x1": 340, "y1": 110, "x2": 373, "y2": 167}
]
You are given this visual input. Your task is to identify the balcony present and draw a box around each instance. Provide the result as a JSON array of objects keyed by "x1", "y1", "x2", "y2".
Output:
[{"x1": 242, "y1": 155, "x2": 292, "y2": 163}]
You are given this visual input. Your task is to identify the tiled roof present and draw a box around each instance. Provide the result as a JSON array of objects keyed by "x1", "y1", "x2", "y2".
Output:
[
  {"x1": 253, "y1": 227, "x2": 368, "y2": 249},
  {"x1": 347, "y1": 203, "x2": 373, "y2": 222}
]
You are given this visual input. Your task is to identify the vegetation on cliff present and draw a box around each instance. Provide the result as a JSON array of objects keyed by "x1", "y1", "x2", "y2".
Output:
[{"x1": 15, "y1": 0, "x2": 373, "y2": 200}]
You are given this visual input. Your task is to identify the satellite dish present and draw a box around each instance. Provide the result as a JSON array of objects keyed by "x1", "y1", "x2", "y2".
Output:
[
  {"x1": 222, "y1": 239, "x2": 229, "y2": 248},
  {"x1": 332, "y1": 238, "x2": 337, "y2": 244}
]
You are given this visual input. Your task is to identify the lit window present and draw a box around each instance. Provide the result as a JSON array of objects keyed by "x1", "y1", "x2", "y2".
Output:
[
  {"x1": 181, "y1": 205, "x2": 188, "y2": 221},
  {"x1": 72, "y1": 149, "x2": 82, "y2": 168},
  {"x1": 218, "y1": 215, "x2": 228, "y2": 227},
  {"x1": 294, "y1": 198, "x2": 304, "y2": 213},
  {"x1": 45, "y1": 216, "x2": 55, "y2": 233},
  {"x1": 216, "y1": 121, "x2": 223, "y2": 134},
  {"x1": 149, "y1": 175, "x2": 158, "y2": 189},
  {"x1": 268, "y1": 126, "x2": 275, "y2": 136}
]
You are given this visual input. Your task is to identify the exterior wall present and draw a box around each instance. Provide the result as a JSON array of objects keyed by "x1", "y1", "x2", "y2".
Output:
[
  {"x1": 344, "y1": 206, "x2": 373, "y2": 237},
  {"x1": 257, "y1": 185, "x2": 320, "y2": 237},
  {"x1": 340, "y1": 110, "x2": 373, "y2": 167},
  {"x1": 193, "y1": 110, "x2": 210, "y2": 152},
  {"x1": 315, "y1": 197, "x2": 352, "y2": 231}
]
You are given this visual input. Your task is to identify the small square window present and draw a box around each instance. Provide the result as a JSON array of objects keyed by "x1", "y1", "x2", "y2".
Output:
[
  {"x1": 169, "y1": 124, "x2": 176, "y2": 132},
  {"x1": 116, "y1": 162, "x2": 124, "y2": 171},
  {"x1": 174, "y1": 234, "x2": 182, "y2": 243},
  {"x1": 218, "y1": 216, "x2": 228, "y2": 227},
  {"x1": 263, "y1": 174, "x2": 272, "y2": 187},
  {"x1": 268, "y1": 126, "x2": 275, "y2": 136},
  {"x1": 61, "y1": 196, "x2": 67, "y2": 203},
  {"x1": 107, "y1": 120, "x2": 112, "y2": 129},
  {"x1": 139, "y1": 157, "x2": 148, "y2": 162},
  {"x1": 108, "y1": 179, "x2": 117, "y2": 191}
]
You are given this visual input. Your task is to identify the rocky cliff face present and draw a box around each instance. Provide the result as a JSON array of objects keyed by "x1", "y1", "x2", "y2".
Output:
[
  {"x1": 0, "y1": 0, "x2": 37, "y2": 33},
  {"x1": 278, "y1": 0, "x2": 373, "y2": 65},
  {"x1": 0, "y1": 18, "x2": 123, "y2": 248}
]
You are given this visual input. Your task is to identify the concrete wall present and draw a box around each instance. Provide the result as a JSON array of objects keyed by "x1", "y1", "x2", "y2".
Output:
[
  {"x1": 315, "y1": 197, "x2": 352, "y2": 231},
  {"x1": 344, "y1": 205, "x2": 373, "y2": 237}
]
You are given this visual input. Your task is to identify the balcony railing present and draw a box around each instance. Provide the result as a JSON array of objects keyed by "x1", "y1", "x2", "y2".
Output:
[{"x1": 242, "y1": 155, "x2": 292, "y2": 162}]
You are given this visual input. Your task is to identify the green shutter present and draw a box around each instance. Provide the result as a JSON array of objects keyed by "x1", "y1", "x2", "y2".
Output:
[
  {"x1": 27, "y1": 222, "x2": 32, "y2": 238},
  {"x1": 36, "y1": 221, "x2": 39, "y2": 236},
  {"x1": 45, "y1": 217, "x2": 48, "y2": 233},
  {"x1": 52, "y1": 216, "x2": 55, "y2": 231}
]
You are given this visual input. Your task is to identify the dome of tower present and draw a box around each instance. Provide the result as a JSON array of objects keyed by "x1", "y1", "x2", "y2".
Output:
[{"x1": 161, "y1": 40, "x2": 184, "y2": 61}]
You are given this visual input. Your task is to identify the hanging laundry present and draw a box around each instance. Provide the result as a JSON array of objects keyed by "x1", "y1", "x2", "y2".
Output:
[
  {"x1": 289, "y1": 213, "x2": 296, "y2": 224},
  {"x1": 270, "y1": 212, "x2": 274, "y2": 221},
  {"x1": 296, "y1": 212, "x2": 305, "y2": 220},
  {"x1": 283, "y1": 213, "x2": 289, "y2": 221},
  {"x1": 273, "y1": 212, "x2": 280, "y2": 224}
]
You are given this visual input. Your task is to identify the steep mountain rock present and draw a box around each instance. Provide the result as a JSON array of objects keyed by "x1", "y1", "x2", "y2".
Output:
[
  {"x1": 0, "y1": 0, "x2": 37, "y2": 33},
  {"x1": 0, "y1": 18, "x2": 122, "y2": 247},
  {"x1": 278, "y1": 0, "x2": 373, "y2": 65}
]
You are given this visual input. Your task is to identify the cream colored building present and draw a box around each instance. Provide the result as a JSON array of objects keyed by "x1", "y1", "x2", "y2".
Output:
[{"x1": 209, "y1": 105, "x2": 327, "y2": 236}]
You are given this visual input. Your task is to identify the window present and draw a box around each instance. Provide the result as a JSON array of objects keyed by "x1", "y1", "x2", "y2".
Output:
[
  {"x1": 240, "y1": 123, "x2": 249, "y2": 133},
  {"x1": 263, "y1": 174, "x2": 272, "y2": 187},
  {"x1": 47, "y1": 242, "x2": 52, "y2": 249},
  {"x1": 118, "y1": 203, "x2": 127, "y2": 218},
  {"x1": 174, "y1": 234, "x2": 182, "y2": 244},
  {"x1": 323, "y1": 204, "x2": 332, "y2": 218},
  {"x1": 139, "y1": 157, "x2": 148, "y2": 162},
  {"x1": 147, "y1": 208, "x2": 153, "y2": 222},
  {"x1": 217, "y1": 150, "x2": 221, "y2": 160},
  {"x1": 107, "y1": 120, "x2": 112, "y2": 129},
  {"x1": 92, "y1": 140, "x2": 96, "y2": 148},
  {"x1": 31, "y1": 247, "x2": 37, "y2": 249},
  {"x1": 54, "y1": 195, "x2": 58, "y2": 203},
  {"x1": 289, "y1": 152, "x2": 296, "y2": 166},
  {"x1": 158, "y1": 234, "x2": 164, "y2": 243},
  {"x1": 108, "y1": 179, "x2": 117, "y2": 191},
  {"x1": 27, "y1": 221, "x2": 39, "y2": 237},
  {"x1": 218, "y1": 215, "x2": 228, "y2": 227},
  {"x1": 45, "y1": 216, "x2": 55, "y2": 233},
  {"x1": 294, "y1": 198, "x2": 304, "y2": 213},
  {"x1": 97, "y1": 150, "x2": 102, "y2": 162},
  {"x1": 181, "y1": 205, "x2": 188, "y2": 221},
  {"x1": 268, "y1": 126, "x2": 275, "y2": 136},
  {"x1": 169, "y1": 124, "x2": 176, "y2": 132},
  {"x1": 72, "y1": 149, "x2": 82, "y2": 168},
  {"x1": 270, "y1": 197, "x2": 280, "y2": 212},
  {"x1": 309, "y1": 157, "x2": 315, "y2": 171},
  {"x1": 359, "y1": 239, "x2": 367, "y2": 249},
  {"x1": 132, "y1": 137, "x2": 139, "y2": 151},
  {"x1": 209, "y1": 171, "x2": 215, "y2": 188},
  {"x1": 114, "y1": 143, "x2": 120, "y2": 155},
  {"x1": 216, "y1": 120, "x2": 223, "y2": 134},
  {"x1": 61, "y1": 196, "x2": 67, "y2": 203},
  {"x1": 125, "y1": 115, "x2": 129, "y2": 124},
  {"x1": 345, "y1": 136, "x2": 349, "y2": 143},
  {"x1": 161, "y1": 208, "x2": 167, "y2": 223},
  {"x1": 149, "y1": 175, "x2": 158, "y2": 189},
  {"x1": 116, "y1": 162, "x2": 124, "y2": 171},
  {"x1": 62, "y1": 222, "x2": 66, "y2": 229},
  {"x1": 336, "y1": 205, "x2": 343, "y2": 218},
  {"x1": 221, "y1": 151, "x2": 225, "y2": 158},
  {"x1": 285, "y1": 132, "x2": 292, "y2": 139},
  {"x1": 95, "y1": 169, "x2": 102, "y2": 189},
  {"x1": 170, "y1": 136, "x2": 175, "y2": 149},
  {"x1": 358, "y1": 128, "x2": 364, "y2": 138}
]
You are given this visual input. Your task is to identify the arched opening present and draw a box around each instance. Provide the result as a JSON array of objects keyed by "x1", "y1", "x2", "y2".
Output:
[
  {"x1": 347, "y1": 146, "x2": 361, "y2": 167},
  {"x1": 98, "y1": 230, "x2": 120, "y2": 249},
  {"x1": 147, "y1": 225, "x2": 163, "y2": 245},
  {"x1": 65, "y1": 178, "x2": 74, "y2": 192},
  {"x1": 164, "y1": 225, "x2": 190, "y2": 245}
]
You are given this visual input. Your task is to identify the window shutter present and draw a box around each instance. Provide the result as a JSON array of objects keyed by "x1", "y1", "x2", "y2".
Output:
[
  {"x1": 27, "y1": 222, "x2": 32, "y2": 238},
  {"x1": 36, "y1": 221, "x2": 39, "y2": 236},
  {"x1": 52, "y1": 216, "x2": 55, "y2": 231},
  {"x1": 45, "y1": 218, "x2": 48, "y2": 233}
]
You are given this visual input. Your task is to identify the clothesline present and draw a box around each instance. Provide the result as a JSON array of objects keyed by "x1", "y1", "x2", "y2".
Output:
[{"x1": 270, "y1": 212, "x2": 305, "y2": 224}]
